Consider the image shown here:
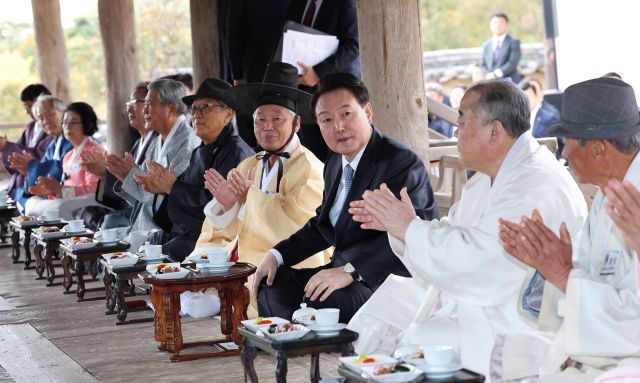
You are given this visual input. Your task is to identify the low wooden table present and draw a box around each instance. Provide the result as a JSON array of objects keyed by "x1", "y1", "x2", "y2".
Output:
[
  {"x1": 31, "y1": 224, "x2": 84, "y2": 284},
  {"x1": 9, "y1": 219, "x2": 65, "y2": 269},
  {"x1": 337, "y1": 365, "x2": 485, "y2": 383},
  {"x1": 240, "y1": 326, "x2": 358, "y2": 383},
  {"x1": 142, "y1": 262, "x2": 256, "y2": 362},
  {"x1": 59, "y1": 241, "x2": 129, "y2": 301},
  {"x1": 0, "y1": 205, "x2": 18, "y2": 243},
  {"x1": 100, "y1": 258, "x2": 169, "y2": 324}
]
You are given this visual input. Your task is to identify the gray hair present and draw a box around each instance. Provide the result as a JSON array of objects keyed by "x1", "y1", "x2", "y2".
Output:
[
  {"x1": 578, "y1": 132, "x2": 640, "y2": 155},
  {"x1": 148, "y1": 79, "x2": 186, "y2": 115},
  {"x1": 33, "y1": 94, "x2": 65, "y2": 116},
  {"x1": 467, "y1": 80, "x2": 530, "y2": 138},
  {"x1": 252, "y1": 106, "x2": 296, "y2": 121}
]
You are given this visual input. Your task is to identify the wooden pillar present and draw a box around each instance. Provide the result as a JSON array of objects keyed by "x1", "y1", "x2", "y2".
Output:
[
  {"x1": 98, "y1": 0, "x2": 140, "y2": 155},
  {"x1": 31, "y1": 0, "x2": 72, "y2": 103},
  {"x1": 357, "y1": 0, "x2": 429, "y2": 163},
  {"x1": 190, "y1": 0, "x2": 220, "y2": 87}
]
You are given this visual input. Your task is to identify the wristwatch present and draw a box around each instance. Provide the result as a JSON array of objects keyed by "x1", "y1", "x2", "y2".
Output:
[{"x1": 344, "y1": 262, "x2": 363, "y2": 282}]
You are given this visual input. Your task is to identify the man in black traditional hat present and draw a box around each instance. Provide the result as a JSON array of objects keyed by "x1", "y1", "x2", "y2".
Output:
[
  {"x1": 498, "y1": 77, "x2": 640, "y2": 381},
  {"x1": 133, "y1": 78, "x2": 254, "y2": 261},
  {"x1": 193, "y1": 63, "x2": 329, "y2": 312},
  {"x1": 252, "y1": 73, "x2": 438, "y2": 324}
]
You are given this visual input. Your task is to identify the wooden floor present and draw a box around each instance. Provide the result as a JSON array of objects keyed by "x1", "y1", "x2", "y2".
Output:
[{"x1": 0, "y1": 245, "x2": 343, "y2": 382}]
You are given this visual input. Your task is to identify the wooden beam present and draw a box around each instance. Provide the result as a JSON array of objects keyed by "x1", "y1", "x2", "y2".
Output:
[
  {"x1": 30, "y1": 0, "x2": 72, "y2": 103},
  {"x1": 98, "y1": 0, "x2": 140, "y2": 155},
  {"x1": 357, "y1": 0, "x2": 429, "y2": 163},
  {"x1": 190, "y1": 0, "x2": 220, "y2": 87}
]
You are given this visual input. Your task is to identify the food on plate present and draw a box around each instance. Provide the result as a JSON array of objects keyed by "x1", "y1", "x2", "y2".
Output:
[
  {"x1": 353, "y1": 354, "x2": 377, "y2": 365},
  {"x1": 155, "y1": 263, "x2": 179, "y2": 274},
  {"x1": 109, "y1": 252, "x2": 128, "y2": 259},
  {"x1": 18, "y1": 215, "x2": 36, "y2": 222},
  {"x1": 70, "y1": 237, "x2": 92, "y2": 244},
  {"x1": 199, "y1": 252, "x2": 208, "y2": 259},
  {"x1": 403, "y1": 351, "x2": 424, "y2": 361},
  {"x1": 267, "y1": 322, "x2": 305, "y2": 334},
  {"x1": 38, "y1": 226, "x2": 60, "y2": 233},
  {"x1": 372, "y1": 364, "x2": 410, "y2": 375},
  {"x1": 255, "y1": 316, "x2": 272, "y2": 325}
]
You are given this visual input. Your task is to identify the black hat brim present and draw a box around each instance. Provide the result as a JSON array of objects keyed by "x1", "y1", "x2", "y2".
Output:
[{"x1": 222, "y1": 83, "x2": 314, "y2": 124}]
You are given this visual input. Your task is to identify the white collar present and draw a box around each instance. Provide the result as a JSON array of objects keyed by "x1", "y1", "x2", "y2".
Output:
[
  {"x1": 341, "y1": 143, "x2": 367, "y2": 173},
  {"x1": 624, "y1": 150, "x2": 640, "y2": 181},
  {"x1": 156, "y1": 115, "x2": 185, "y2": 162},
  {"x1": 493, "y1": 131, "x2": 535, "y2": 188},
  {"x1": 493, "y1": 33, "x2": 507, "y2": 45}
]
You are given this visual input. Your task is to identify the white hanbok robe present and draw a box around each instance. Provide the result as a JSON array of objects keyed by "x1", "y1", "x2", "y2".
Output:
[
  {"x1": 531, "y1": 153, "x2": 640, "y2": 383},
  {"x1": 348, "y1": 133, "x2": 588, "y2": 379}
]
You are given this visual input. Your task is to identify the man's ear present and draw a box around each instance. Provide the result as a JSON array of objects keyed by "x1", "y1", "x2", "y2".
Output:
[
  {"x1": 592, "y1": 140, "x2": 605, "y2": 156},
  {"x1": 489, "y1": 120, "x2": 503, "y2": 143},
  {"x1": 364, "y1": 102, "x2": 373, "y2": 124}
]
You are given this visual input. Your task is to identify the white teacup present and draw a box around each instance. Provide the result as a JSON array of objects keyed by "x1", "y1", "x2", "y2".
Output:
[
  {"x1": 315, "y1": 308, "x2": 340, "y2": 327},
  {"x1": 206, "y1": 248, "x2": 228, "y2": 265},
  {"x1": 144, "y1": 244, "x2": 162, "y2": 258},
  {"x1": 0, "y1": 195, "x2": 7, "y2": 206},
  {"x1": 101, "y1": 228, "x2": 119, "y2": 242},
  {"x1": 44, "y1": 209, "x2": 60, "y2": 221},
  {"x1": 423, "y1": 345, "x2": 456, "y2": 367},
  {"x1": 67, "y1": 219, "x2": 84, "y2": 232}
]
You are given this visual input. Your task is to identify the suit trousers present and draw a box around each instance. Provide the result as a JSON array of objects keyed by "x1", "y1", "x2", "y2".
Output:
[{"x1": 257, "y1": 264, "x2": 374, "y2": 323}]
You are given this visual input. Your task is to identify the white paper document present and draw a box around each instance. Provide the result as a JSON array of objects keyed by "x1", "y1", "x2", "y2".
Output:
[{"x1": 282, "y1": 29, "x2": 339, "y2": 74}]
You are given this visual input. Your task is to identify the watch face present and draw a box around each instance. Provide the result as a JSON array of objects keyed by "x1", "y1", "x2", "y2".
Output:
[{"x1": 344, "y1": 263, "x2": 355, "y2": 273}]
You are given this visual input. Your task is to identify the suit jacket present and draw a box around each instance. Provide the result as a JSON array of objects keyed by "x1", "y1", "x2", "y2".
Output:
[
  {"x1": 533, "y1": 101, "x2": 563, "y2": 158},
  {"x1": 116, "y1": 117, "x2": 201, "y2": 232},
  {"x1": 163, "y1": 124, "x2": 254, "y2": 240},
  {"x1": 17, "y1": 136, "x2": 73, "y2": 209},
  {"x1": 480, "y1": 34, "x2": 522, "y2": 82},
  {"x1": 287, "y1": 0, "x2": 361, "y2": 81},
  {"x1": 2, "y1": 121, "x2": 53, "y2": 198},
  {"x1": 274, "y1": 127, "x2": 438, "y2": 290},
  {"x1": 227, "y1": 0, "x2": 291, "y2": 82}
]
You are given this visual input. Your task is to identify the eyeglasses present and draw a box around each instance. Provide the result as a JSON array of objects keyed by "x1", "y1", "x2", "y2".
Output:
[
  {"x1": 188, "y1": 103, "x2": 226, "y2": 116},
  {"x1": 62, "y1": 120, "x2": 82, "y2": 126},
  {"x1": 125, "y1": 99, "x2": 145, "y2": 108}
]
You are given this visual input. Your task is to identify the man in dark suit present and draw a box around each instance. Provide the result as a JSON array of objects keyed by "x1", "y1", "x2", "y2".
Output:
[
  {"x1": 254, "y1": 73, "x2": 438, "y2": 323},
  {"x1": 480, "y1": 12, "x2": 522, "y2": 83},
  {"x1": 519, "y1": 78, "x2": 563, "y2": 157},
  {"x1": 227, "y1": 0, "x2": 291, "y2": 149},
  {"x1": 287, "y1": 0, "x2": 361, "y2": 162}
]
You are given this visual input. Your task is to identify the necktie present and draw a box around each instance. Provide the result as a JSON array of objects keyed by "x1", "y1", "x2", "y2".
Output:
[
  {"x1": 302, "y1": 0, "x2": 317, "y2": 27},
  {"x1": 492, "y1": 41, "x2": 502, "y2": 64},
  {"x1": 343, "y1": 164, "x2": 354, "y2": 195}
]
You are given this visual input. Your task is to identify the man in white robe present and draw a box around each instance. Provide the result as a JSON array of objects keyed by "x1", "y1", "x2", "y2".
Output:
[
  {"x1": 347, "y1": 80, "x2": 588, "y2": 378},
  {"x1": 499, "y1": 77, "x2": 640, "y2": 382}
]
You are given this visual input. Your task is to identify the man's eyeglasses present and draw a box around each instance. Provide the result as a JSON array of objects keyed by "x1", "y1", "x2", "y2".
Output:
[
  {"x1": 188, "y1": 103, "x2": 226, "y2": 116},
  {"x1": 125, "y1": 99, "x2": 145, "y2": 108}
]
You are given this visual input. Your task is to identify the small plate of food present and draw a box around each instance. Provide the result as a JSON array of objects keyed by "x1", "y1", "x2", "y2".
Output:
[
  {"x1": 339, "y1": 354, "x2": 399, "y2": 372},
  {"x1": 102, "y1": 252, "x2": 139, "y2": 267},
  {"x1": 361, "y1": 363, "x2": 423, "y2": 383},
  {"x1": 36, "y1": 226, "x2": 64, "y2": 238},
  {"x1": 61, "y1": 236, "x2": 96, "y2": 250},
  {"x1": 263, "y1": 323, "x2": 310, "y2": 341},
  {"x1": 13, "y1": 215, "x2": 41, "y2": 226},
  {"x1": 241, "y1": 317, "x2": 290, "y2": 333},
  {"x1": 147, "y1": 262, "x2": 190, "y2": 279}
]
